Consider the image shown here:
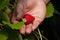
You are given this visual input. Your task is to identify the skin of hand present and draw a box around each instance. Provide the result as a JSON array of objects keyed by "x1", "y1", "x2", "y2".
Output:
[
  {"x1": 44, "y1": 0, "x2": 50, "y2": 4},
  {"x1": 11, "y1": 0, "x2": 46, "y2": 34}
]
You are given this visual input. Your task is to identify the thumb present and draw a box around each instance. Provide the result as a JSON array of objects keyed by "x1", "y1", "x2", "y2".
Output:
[{"x1": 16, "y1": 12, "x2": 24, "y2": 21}]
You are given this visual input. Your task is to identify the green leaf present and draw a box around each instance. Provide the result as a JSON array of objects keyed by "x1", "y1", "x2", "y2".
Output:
[
  {"x1": 0, "y1": 11, "x2": 10, "y2": 23},
  {"x1": 46, "y1": 2, "x2": 54, "y2": 18},
  {"x1": 18, "y1": 34, "x2": 23, "y2": 40},
  {"x1": 3, "y1": 21, "x2": 24, "y2": 29},
  {"x1": 5, "y1": 7, "x2": 11, "y2": 15},
  {"x1": 0, "y1": 27, "x2": 23, "y2": 40},
  {"x1": 0, "y1": 29, "x2": 8, "y2": 40},
  {"x1": 0, "y1": 0, "x2": 10, "y2": 10},
  {"x1": 5, "y1": 27, "x2": 22, "y2": 40}
]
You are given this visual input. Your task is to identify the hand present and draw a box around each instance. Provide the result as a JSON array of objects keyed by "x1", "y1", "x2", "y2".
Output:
[{"x1": 12, "y1": 0, "x2": 46, "y2": 34}]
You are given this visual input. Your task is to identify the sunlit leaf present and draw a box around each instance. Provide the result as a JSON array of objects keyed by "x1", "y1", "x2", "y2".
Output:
[
  {"x1": 46, "y1": 2, "x2": 54, "y2": 18},
  {"x1": 3, "y1": 21, "x2": 24, "y2": 29}
]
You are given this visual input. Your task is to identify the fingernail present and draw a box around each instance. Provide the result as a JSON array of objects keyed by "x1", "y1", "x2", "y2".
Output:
[
  {"x1": 20, "y1": 30, "x2": 25, "y2": 34},
  {"x1": 26, "y1": 30, "x2": 31, "y2": 34},
  {"x1": 32, "y1": 27, "x2": 36, "y2": 31}
]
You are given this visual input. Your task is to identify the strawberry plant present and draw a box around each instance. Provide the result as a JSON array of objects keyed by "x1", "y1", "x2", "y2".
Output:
[{"x1": 0, "y1": 0, "x2": 54, "y2": 40}]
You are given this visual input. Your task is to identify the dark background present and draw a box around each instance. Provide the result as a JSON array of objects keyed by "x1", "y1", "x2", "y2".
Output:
[{"x1": 39, "y1": 0, "x2": 60, "y2": 40}]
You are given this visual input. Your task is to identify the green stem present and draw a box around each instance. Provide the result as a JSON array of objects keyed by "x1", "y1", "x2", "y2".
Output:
[
  {"x1": 42, "y1": 35, "x2": 48, "y2": 40},
  {"x1": 34, "y1": 30, "x2": 48, "y2": 40},
  {"x1": 37, "y1": 28, "x2": 42, "y2": 40}
]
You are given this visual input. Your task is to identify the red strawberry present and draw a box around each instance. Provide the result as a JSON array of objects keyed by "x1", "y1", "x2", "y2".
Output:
[
  {"x1": 23, "y1": 14, "x2": 35, "y2": 25},
  {"x1": 8, "y1": 13, "x2": 13, "y2": 20},
  {"x1": 9, "y1": 13, "x2": 35, "y2": 25}
]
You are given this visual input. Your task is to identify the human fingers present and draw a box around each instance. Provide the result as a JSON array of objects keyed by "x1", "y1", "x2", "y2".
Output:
[
  {"x1": 19, "y1": 25, "x2": 26, "y2": 34},
  {"x1": 32, "y1": 16, "x2": 44, "y2": 31},
  {"x1": 25, "y1": 23, "x2": 32, "y2": 34}
]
